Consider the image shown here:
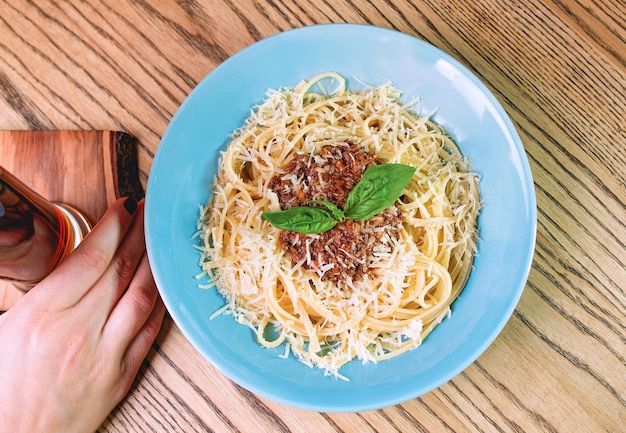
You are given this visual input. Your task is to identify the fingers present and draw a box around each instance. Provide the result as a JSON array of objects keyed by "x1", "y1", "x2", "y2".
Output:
[
  {"x1": 81, "y1": 201, "x2": 147, "y2": 325},
  {"x1": 103, "y1": 253, "x2": 165, "y2": 363},
  {"x1": 112, "y1": 294, "x2": 166, "y2": 402},
  {"x1": 31, "y1": 197, "x2": 139, "y2": 309},
  {"x1": 103, "y1": 252, "x2": 156, "y2": 346},
  {"x1": 122, "y1": 294, "x2": 165, "y2": 385}
]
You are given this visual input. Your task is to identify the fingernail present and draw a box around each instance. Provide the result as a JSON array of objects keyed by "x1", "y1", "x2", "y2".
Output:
[{"x1": 124, "y1": 197, "x2": 138, "y2": 214}]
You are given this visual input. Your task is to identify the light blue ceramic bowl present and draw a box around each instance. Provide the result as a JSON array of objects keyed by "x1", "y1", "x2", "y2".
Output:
[{"x1": 145, "y1": 24, "x2": 536, "y2": 412}]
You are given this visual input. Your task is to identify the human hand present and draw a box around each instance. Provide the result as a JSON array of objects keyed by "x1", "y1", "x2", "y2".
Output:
[{"x1": 0, "y1": 198, "x2": 166, "y2": 433}]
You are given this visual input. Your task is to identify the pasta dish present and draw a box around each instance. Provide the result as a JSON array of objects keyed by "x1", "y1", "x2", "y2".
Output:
[{"x1": 196, "y1": 72, "x2": 481, "y2": 377}]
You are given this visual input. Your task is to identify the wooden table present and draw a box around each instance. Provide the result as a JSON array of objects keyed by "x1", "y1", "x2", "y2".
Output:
[{"x1": 1, "y1": 1, "x2": 624, "y2": 432}]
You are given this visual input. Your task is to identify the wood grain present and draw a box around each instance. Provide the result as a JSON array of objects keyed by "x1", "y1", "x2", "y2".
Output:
[{"x1": 0, "y1": 1, "x2": 624, "y2": 432}]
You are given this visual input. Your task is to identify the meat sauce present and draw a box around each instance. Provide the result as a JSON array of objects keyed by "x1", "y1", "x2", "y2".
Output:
[{"x1": 268, "y1": 142, "x2": 402, "y2": 283}]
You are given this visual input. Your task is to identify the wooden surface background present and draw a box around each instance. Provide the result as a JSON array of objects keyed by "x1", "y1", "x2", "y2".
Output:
[{"x1": 0, "y1": 1, "x2": 624, "y2": 432}]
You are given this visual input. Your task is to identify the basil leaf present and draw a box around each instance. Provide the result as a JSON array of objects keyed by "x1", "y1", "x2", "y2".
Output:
[
  {"x1": 344, "y1": 163, "x2": 416, "y2": 221},
  {"x1": 308, "y1": 200, "x2": 345, "y2": 222},
  {"x1": 262, "y1": 163, "x2": 415, "y2": 234},
  {"x1": 261, "y1": 206, "x2": 339, "y2": 234}
]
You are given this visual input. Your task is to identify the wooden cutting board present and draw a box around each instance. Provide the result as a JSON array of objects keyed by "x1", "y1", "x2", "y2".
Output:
[{"x1": 0, "y1": 130, "x2": 144, "y2": 310}]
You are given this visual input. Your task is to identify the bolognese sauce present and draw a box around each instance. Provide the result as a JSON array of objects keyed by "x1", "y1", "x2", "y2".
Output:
[{"x1": 268, "y1": 142, "x2": 402, "y2": 283}]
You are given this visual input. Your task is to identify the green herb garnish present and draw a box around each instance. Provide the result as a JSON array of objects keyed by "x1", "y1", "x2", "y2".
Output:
[
  {"x1": 261, "y1": 163, "x2": 416, "y2": 234},
  {"x1": 260, "y1": 205, "x2": 340, "y2": 234},
  {"x1": 307, "y1": 200, "x2": 345, "y2": 222}
]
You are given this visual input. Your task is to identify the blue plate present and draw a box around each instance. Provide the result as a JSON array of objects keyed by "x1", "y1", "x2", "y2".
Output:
[{"x1": 145, "y1": 24, "x2": 536, "y2": 412}]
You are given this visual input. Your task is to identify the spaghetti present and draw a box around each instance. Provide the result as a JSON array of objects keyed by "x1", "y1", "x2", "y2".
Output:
[{"x1": 196, "y1": 72, "x2": 481, "y2": 377}]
